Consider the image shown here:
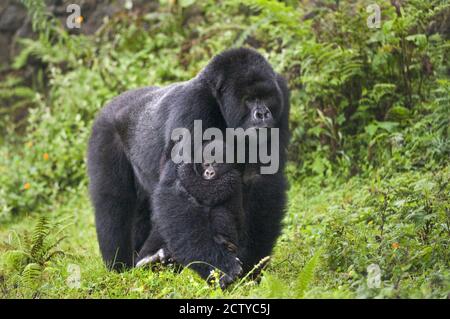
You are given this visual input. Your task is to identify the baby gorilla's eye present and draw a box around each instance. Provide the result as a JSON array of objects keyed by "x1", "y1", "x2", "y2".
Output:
[{"x1": 202, "y1": 163, "x2": 211, "y2": 169}]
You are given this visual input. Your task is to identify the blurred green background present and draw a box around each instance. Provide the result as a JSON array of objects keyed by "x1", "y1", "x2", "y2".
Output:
[{"x1": 0, "y1": 0, "x2": 449, "y2": 298}]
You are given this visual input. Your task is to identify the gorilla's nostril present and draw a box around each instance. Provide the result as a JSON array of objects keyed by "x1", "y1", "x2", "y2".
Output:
[
  {"x1": 253, "y1": 107, "x2": 272, "y2": 122},
  {"x1": 204, "y1": 169, "x2": 215, "y2": 179},
  {"x1": 254, "y1": 110, "x2": 263, "y2": 120}
]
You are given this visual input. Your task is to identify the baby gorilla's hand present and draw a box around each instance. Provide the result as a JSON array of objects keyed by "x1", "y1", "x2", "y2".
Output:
[
  {"x1": 212, "y1": 234, "x2": 242, "y2": 288},
  {"x1": 136, "y1": 248, "x2": 174, "y2": 268},
  {"x1": 219, "y1": 257, "x2": 243, "y2": 290}
]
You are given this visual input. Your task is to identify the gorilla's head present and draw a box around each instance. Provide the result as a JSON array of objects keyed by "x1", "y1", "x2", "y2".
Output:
[
  {"x1": 200, "y1": 48, "x2": 285, "y2": 130},
  {"x1": 177, "y1": 160, "x2": 240, "y2": 206},
  {"x1": 192, "y1": 140, "x2": 236, "y2": 180},
  {"x1": 198, "y1": 162, "x2": 235, "y2": 181}
]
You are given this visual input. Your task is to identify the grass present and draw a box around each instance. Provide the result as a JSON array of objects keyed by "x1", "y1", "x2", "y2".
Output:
[{"x1": 1, "y1": 164, "x2": 448, "y2": 298}]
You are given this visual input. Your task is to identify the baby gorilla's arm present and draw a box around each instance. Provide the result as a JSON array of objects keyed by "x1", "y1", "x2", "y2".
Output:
[{"x1": 213, "y1": 233, "x2": 242, "y2": 288}]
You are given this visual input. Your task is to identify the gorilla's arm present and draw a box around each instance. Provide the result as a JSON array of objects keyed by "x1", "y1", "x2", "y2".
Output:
[
  {"x1": 238, "y1": 74, "x2": 291, "y2": 273},
  {"x1": 135, "y1": 223, "x2": 167, "y2": 264},
  {"x1": 88, "y1": 107, "x2": 137, "y2": 270},
  {"x1": 88, "y1": 87, "x2": 160, "y2": 270},
  {"x1": 239, "y1": 172, "x2": 287, "y2": 272}
]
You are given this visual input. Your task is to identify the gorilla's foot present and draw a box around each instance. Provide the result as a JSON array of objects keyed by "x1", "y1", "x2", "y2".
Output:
[{"x1": 136, "y1": 248, "x2": 173, "y2": 268}]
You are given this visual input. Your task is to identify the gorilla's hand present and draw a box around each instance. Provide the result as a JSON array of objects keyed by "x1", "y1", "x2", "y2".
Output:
[
  {"x1": 218, "y1": 257, "x2": 243, "y2": 289},
  {"x1": 211, "y1": 234, "x2": 242, "y2": 288},
  {"x1": 136, "y1": 248, "x2": 174, "y2": 268}
]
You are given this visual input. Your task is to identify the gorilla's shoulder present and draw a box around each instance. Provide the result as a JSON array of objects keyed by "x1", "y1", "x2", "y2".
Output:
[{"x1": 95, "y1": 86, "x2": 158, "y2": 123}]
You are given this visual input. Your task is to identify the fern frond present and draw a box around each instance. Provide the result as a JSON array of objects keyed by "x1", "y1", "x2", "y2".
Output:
[
  {"x1": 261, "y1": 273, "x2": 289, "y2": 298},
  {"x1": 42, "y1": 236, "x2": 67, "y2": 261},
  {"x1": 21, "y1": 263, "x2": 42, "y2": 288},
  {"x1": 30, "y1": 216, "x2": 50, "y2": 261},
  {"x1": 295, "y1": 250, "x2": 322, "y2": 298},
  {"x1": 20, "y1": 0, "x2": 55, "y2": 35}
]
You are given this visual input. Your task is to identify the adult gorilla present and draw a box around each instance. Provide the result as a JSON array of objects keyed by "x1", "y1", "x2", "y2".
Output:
[{"x1": 87, "y1": 48, "x2": 290, "y2": 282}]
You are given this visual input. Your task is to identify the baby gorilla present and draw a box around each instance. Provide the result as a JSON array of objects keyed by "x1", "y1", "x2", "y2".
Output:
[{"x1": 137, "y1": 158, "x2": 244, "y2": 288}]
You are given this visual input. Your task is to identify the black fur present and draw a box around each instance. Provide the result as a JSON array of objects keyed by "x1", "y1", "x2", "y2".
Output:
[
  {"x1": 149, "y1": 160, "x2": 244, "y2": 287},
  {"x1": 87, "y1": 48, "x2": 290, "y2": 281}
]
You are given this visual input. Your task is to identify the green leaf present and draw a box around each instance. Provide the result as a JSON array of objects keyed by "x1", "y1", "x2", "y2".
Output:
[
  {"x1": 295, "y1": 251, "x2": 321, "y2": 298},
  {"x1": 261, "y1": 274, "x2": 289, "y2": 298},
  {"x1": 311, "y1": 157, "x2": 325, "y2": 175},
  {"x1": 365, "y1": 123, "x2": 379, "y2": 137},
  {"x1": 387, "y1": 105, "x2": 411, "y2": 121},
  {"x1": 179, "y1": 0, "x2": 196, "y2": 7},
  {"x1": 377, "y1": 121, "x2": 399, "y2": 132},
  {"x1": 406, "y1": 34, "x2": 427, "y2": 49}
]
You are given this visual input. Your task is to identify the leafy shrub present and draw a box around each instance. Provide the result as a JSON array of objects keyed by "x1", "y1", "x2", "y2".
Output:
[
  {"x1": 0, "y1": 216, "x2": 67, "y2": 297},
  {"x1": 0, "y1": 0, "x2": 448, "y2": 298}
]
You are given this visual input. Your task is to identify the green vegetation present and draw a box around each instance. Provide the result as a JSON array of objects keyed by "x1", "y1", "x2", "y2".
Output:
[{"x1": 0, "y1": 0, "x2": 449, "y2": 298}]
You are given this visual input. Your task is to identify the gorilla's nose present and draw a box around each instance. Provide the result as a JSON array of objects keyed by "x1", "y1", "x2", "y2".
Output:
[
  {"x1": 252, "y1": 105, "x2": 273, "y2": 127},
  {"x1": 204, "y1": 169, "x2": 215, "y2": 179}
]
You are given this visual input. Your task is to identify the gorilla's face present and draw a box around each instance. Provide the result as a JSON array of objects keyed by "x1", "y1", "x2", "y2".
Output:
[
  {"x1": 201, "y1": 162, "x2": 234, "y2": 180},
  {"x1": 218, "y1": 76, "x2": 283, "y2": 130},
  {"x1": 193, "y1": 161, "x2": 234, "y2": 181},
  {"x1": 201, "y1": 48, "x2": 286, "y2": 131}
]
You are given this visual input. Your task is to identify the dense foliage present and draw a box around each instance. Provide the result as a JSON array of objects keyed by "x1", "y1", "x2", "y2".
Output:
[{"x1": 0, "y1": 0, "x2": 448, "y2": 298}]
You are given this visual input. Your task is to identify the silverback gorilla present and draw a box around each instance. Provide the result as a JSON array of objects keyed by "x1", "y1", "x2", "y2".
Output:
[{"x1": 87, "y1": 48, "x2": 290, "y2": 286}]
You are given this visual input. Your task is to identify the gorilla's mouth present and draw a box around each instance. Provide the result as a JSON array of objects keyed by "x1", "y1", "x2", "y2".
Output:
[
  {"x1": 242, "y1": 123, "x2": 274, "y2": 130},
  {"x1": 253, "y1": 124, "x2": 274, "y2": 129}
]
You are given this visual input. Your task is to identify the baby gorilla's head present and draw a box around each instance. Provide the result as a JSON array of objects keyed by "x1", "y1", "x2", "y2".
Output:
[
  {"x1": 176, "y1": 161, "x2": 240, "y2": 207},
  {"x1": 201, "y1": 162, "x2": 234, "y2": 180}
]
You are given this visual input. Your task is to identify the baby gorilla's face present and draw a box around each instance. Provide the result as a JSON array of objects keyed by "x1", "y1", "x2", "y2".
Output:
[{"x1": 201, "y1": 162, "x2": 233, "y2": 180}]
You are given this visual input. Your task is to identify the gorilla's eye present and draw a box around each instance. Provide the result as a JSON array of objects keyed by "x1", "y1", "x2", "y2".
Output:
[
  {"x1": 243, "y1": 96, "x2": 253, "y2": 107},
  {"x1": 202, "y1": 163, "x2": 211, "y2": 169}
]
